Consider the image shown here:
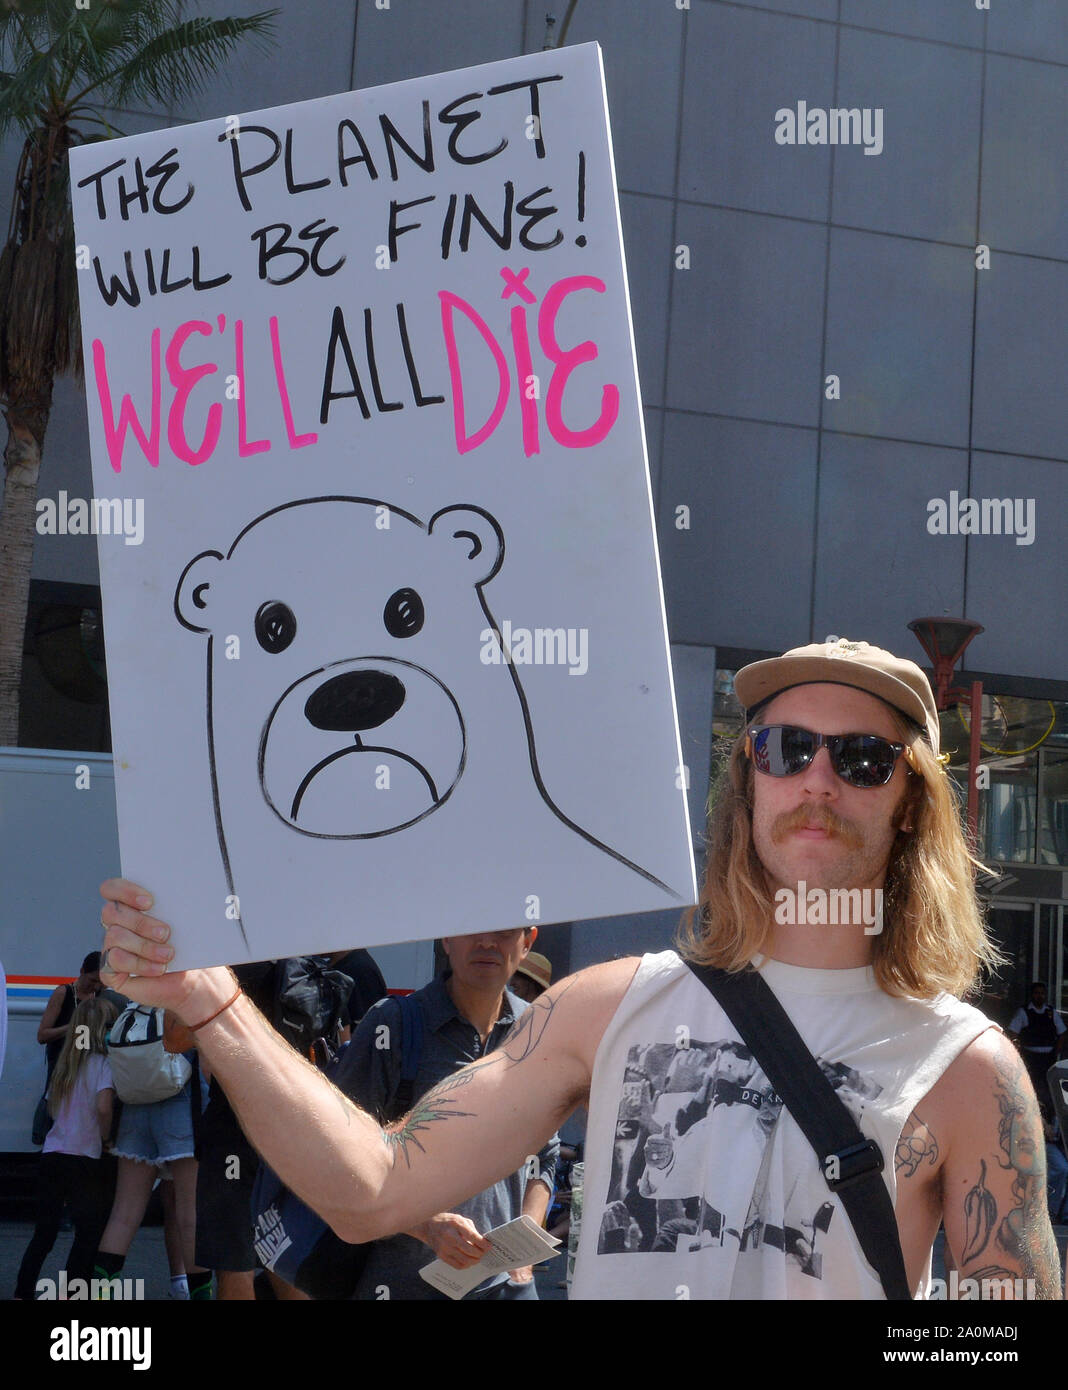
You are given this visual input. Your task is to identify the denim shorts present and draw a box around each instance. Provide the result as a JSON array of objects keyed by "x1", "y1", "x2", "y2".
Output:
[{"x1": 113, "y1": 1083, "x2": 195, "y2": 1169}]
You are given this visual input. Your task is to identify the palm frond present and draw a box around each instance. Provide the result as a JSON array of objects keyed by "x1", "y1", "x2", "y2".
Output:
[
  {"x1": 0, "y1": 54, "x2": 55, "y2": 139},
  {"x1": 109, "y1": 12, "x2": 279, "y2": 109}
]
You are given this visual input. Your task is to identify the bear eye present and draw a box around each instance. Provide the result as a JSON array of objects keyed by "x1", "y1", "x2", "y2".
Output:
[
  {"x1": 383, "y1": 587, "x2": 424, "y2": 639},
  {"x1": 255, "y1": 600, "x2": 297, "y2": 654}
]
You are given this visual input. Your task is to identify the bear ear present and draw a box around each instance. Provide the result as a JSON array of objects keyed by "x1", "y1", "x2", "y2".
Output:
[
  {"x1": 427, "y1": 505, "x2": 504, "y2": 585},
  {"x1": 174, "y1": 550, "x2": 224, "y2": 634}
]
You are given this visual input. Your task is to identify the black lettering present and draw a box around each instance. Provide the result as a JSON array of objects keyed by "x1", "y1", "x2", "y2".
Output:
[
  {"x1": 190, "y1": 246, "x2": 232, "y2": 292},
  {"x1": 219, "y1": 124, "x2": 282, "y2": 213},
  {"x1": 516, "y1": 186, "x2": 563, "y2": 251},
  {"x1": 379, "y1": 102, "x2": 435, "y2": 181},
  {"x1": 118, "y1": 157, "x2": 151, "y2": 220},
  {"x1": 437, "y1": 92, "x2": 507, "y2": 166},
  {"x1": 302, "y1": 219, "x2": 345, "y2": 277},
  {"x1": 364, "y1": 308, "x2": 403, "y2": 413},
  {"x1": 458, "y1": 183, "x2": 514, "y2": 254},
  {"x1": 396, "y1": 303, "x2": 444, "y2": 407},
  {"x1": 337, "y1": 119, "x2": 378, "y2": 185},
  {"x1": 251, "y1": 223, "x2": 309, "y2": 285},
  {"x1": 486, "y1": 75, "x2": 564, "y2": 160},
  {"x1": 284, "y1": 127, "x2": 331, "y2": 195},
  {"x1": 387, "y1": 195, "x2": 435, "y2": 262},
  {"x1": 76, "y1": 158, "x2": 126, "y2": 220},
  {"x1": 159, "y1": 248, "x2": 191, "y2": 294},
  {"x1": 93, "y1": 251, "x2": 140, "y2": 308},
  {"x1": 145, "y1": 148, "x2": 194, "y2": 215},
  {"x1": 320, "y1": 306, "x2": 371, "y2": 424}
]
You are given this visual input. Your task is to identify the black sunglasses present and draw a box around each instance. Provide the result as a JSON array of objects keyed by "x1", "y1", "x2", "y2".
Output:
[{"x1": 745, "y1": 724, "x2": 912, "y2": 789}]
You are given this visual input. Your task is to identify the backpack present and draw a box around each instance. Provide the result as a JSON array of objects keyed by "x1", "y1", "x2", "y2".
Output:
[
  {"x1": 271, "y1": 957, "x2": 354, "y2": 1062},
  {"x1": 107, "y1": 1005, "x2": 192, "y2": 1105},
  {"x1": 250, "y1": 992, "x2": 424, "y2": 1299}
]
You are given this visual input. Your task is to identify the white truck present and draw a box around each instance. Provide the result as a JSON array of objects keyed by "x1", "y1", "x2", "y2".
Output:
[{"x1": 0, "y1": 747, "x2": 434, "y2": 1163}]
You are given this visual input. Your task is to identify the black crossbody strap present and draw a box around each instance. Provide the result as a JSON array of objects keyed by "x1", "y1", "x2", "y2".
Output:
[{"x1": 685, "y1": 959, "x2": 912, "y2": 1301}]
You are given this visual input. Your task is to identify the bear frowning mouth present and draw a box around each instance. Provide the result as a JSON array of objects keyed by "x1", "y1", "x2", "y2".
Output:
[
  {"x1": 258, "y1": 658, "x2": 466, "y2": 839},
  {"x1": 290, "y1": 735, "x2": 441, "y2": 822}
]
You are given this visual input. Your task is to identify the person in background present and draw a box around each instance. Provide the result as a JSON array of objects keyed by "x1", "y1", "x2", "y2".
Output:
[
  {"x1": 14, "y1": 996, "x2": 118, "y2": 1298},
  {"x1": 510, "y1": 950, "x2": 552, "y2": 1004},
  {"x1": 37, "y1": 951, "x2": 103, "y2": 1085},
  {"x1": 1041, "y1": 1103, "x2": 1067, "y2": 1225},
  {"x1": 329, "y1": 948, "x2": 388, "y2": 1044},
  {"x1": 1007, "y1": 981, "x2": 1067, "y2": 1098},
  {"x1": 92, "y1": 1011, "x2": 209, "y2": 1298},
  {"x1": 333, "y1": 928, "x2": 558, "y2": 1299}
]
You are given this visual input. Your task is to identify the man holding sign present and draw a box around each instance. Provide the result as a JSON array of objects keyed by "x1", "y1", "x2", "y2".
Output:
[{"x1": 100, "y1": 640, "x2": 1063, "y2": 1300}]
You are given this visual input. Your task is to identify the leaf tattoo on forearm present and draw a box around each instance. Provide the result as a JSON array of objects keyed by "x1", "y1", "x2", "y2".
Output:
[
  {"x1": 961, "y1": 1159, "x2": 997, "y2": 1262},
  {"x1": 383, "y1": 1068, "x2": 478, "y2": 1168},
  {"x1": 379, "y1": 980, "x2": 575, "y2": 1169}
]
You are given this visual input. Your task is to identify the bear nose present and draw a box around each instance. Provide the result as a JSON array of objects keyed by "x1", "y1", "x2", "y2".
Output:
[{"x1": 304, "y1": 670, "x2": 406, "y2": 731}]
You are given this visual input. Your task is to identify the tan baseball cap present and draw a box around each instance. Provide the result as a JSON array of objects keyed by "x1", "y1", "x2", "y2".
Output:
[
  {"x1": 733, "y1": 638, "x2": 941, "y2": 754},
  {"x1": 515, "y1": 951, "x2": 552, "y2": 991}
]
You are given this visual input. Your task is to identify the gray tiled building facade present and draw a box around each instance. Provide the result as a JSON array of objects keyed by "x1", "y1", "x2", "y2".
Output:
[{"x1": 10, "y1": 1, "x2": 1068, "y2": 1003}]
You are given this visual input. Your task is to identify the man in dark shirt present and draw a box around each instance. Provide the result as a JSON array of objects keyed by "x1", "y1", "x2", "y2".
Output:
[
  {"x1": 334, "y1": 927, "x2": 558, "y2": 1299},
  {"x1": 1007, "y1": 981, "x2": 1067, "y2": 1097}
]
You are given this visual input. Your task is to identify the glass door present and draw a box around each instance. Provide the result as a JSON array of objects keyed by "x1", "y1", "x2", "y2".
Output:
[{"x1": 980, "y1": 901, "x2": 1036, "y2": 1028}]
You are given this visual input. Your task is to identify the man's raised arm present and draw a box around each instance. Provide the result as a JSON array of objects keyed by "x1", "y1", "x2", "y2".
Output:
[{"x1": 99, "y1": 878, "x2": 635, "y2": 1242}]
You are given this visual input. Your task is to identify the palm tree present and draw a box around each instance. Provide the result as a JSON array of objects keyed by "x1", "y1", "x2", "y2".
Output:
[{"x1": 0, "y1": 0, "x2": 277, "y2": 745}]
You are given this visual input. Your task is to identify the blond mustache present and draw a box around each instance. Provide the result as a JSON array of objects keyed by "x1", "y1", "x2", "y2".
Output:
[{"x1": 771, "y1": 804, "x2": 864, "y2": 851}]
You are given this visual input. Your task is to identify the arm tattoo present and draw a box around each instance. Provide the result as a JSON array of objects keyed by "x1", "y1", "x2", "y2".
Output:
[
  {"x1": 381, "y1": 981, "x2": 575, "y2": 1168},
  {"x1": 895, "y1": 1110, "x2": 939, "y2": 1178},
  {"x1": 383, "y1": 1070, "x2": 477, "y2": 1168},
  {"x1": 987, "y1": 1053, "x2": 1060, "y2": 1297},
  {"x1": 961, "y1": 1159, "x2": 996, "y2": 1262}
]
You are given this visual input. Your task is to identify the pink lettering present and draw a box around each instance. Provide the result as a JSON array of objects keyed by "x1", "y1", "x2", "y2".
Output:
[
  {"x1": 92, "y1": 330, "x2": 162, "y2": 473},
  {"x1": 165, "y1": 321, "x2": 222, "y2": 466},
  {"x1": 509, "y1": 304, "x2": 540, "y2": 458},
  {"x1": 234, "y1": 318, "x2": 270, "y2": 456},
  {"x1": 538, "y1": 275, "x2": 619, "y2": 448},
  {"x1": 269, "y1": 316, "x2": 317, "y2": 449},
  {"x1": 439, "y1": 290, "x2": 510, "y2": 455}
]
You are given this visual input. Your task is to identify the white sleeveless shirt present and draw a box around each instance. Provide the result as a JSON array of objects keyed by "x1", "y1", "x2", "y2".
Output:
[{"x1": 571, "y1": 951, "x2": 996, "y2": 1300}]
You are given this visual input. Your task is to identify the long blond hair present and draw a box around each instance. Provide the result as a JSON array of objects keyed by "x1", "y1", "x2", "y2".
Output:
[
  {"x1": 678, "y1": 712, "x2": 1002, "y2": 999},
  {"x1": 48, "y1": 996, "x2": 117, "y2": 1117}
]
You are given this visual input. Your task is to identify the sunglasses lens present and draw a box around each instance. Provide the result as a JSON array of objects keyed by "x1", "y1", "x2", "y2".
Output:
[
  {"x1": 749, "y1": 727, "x2": 902, "y2": 787},
  {"x1": 751, "y1": 725, "x2": 816, "y2": 777},
  {"x1": 833, "y1": 736, "x2": 899, "y2": 788}
]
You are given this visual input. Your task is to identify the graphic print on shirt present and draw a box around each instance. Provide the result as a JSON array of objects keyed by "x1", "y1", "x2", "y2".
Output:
[{"x1": 596, "y1": 1039, "x2": 882, "y2": 1280}]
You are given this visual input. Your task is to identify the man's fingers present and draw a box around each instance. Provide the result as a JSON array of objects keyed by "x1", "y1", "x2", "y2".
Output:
[
  {"x1": 103, "y1": 923, "x2": 174, "y2": 967},
  {"x1": 102, "y1": 940, "x2": 170, "y2": 978},
  {"x1": 100, "y1": 878, "x2": 154, "y2": 912}
]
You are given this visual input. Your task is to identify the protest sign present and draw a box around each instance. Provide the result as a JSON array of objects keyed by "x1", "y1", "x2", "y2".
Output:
[{"x1": 69, "y1": 43, "x2": 696, "y2": 968}]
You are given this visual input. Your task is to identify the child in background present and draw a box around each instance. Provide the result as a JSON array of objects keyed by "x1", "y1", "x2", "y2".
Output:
[{"x1": 14, "y1": 996, "x2": 118, "y2": 1298}]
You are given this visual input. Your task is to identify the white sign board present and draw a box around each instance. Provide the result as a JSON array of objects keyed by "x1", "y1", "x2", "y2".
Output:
[{"x1": 70, "y1": 43, "x2": 695, "y2": 969}]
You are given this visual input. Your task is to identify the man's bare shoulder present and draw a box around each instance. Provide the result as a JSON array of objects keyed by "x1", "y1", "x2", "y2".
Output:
[
  {"x1": 931, "y1": 1024, "x2": 1013, "y2": 1097},
  {"x1": 529, "y1": 955, "x2": 642, "y2": 1076}
]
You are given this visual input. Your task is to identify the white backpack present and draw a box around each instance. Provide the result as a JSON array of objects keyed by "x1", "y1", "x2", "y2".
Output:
[{"x1": 107, "y1": 1005, "x2": 191, "y2": 1105}]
